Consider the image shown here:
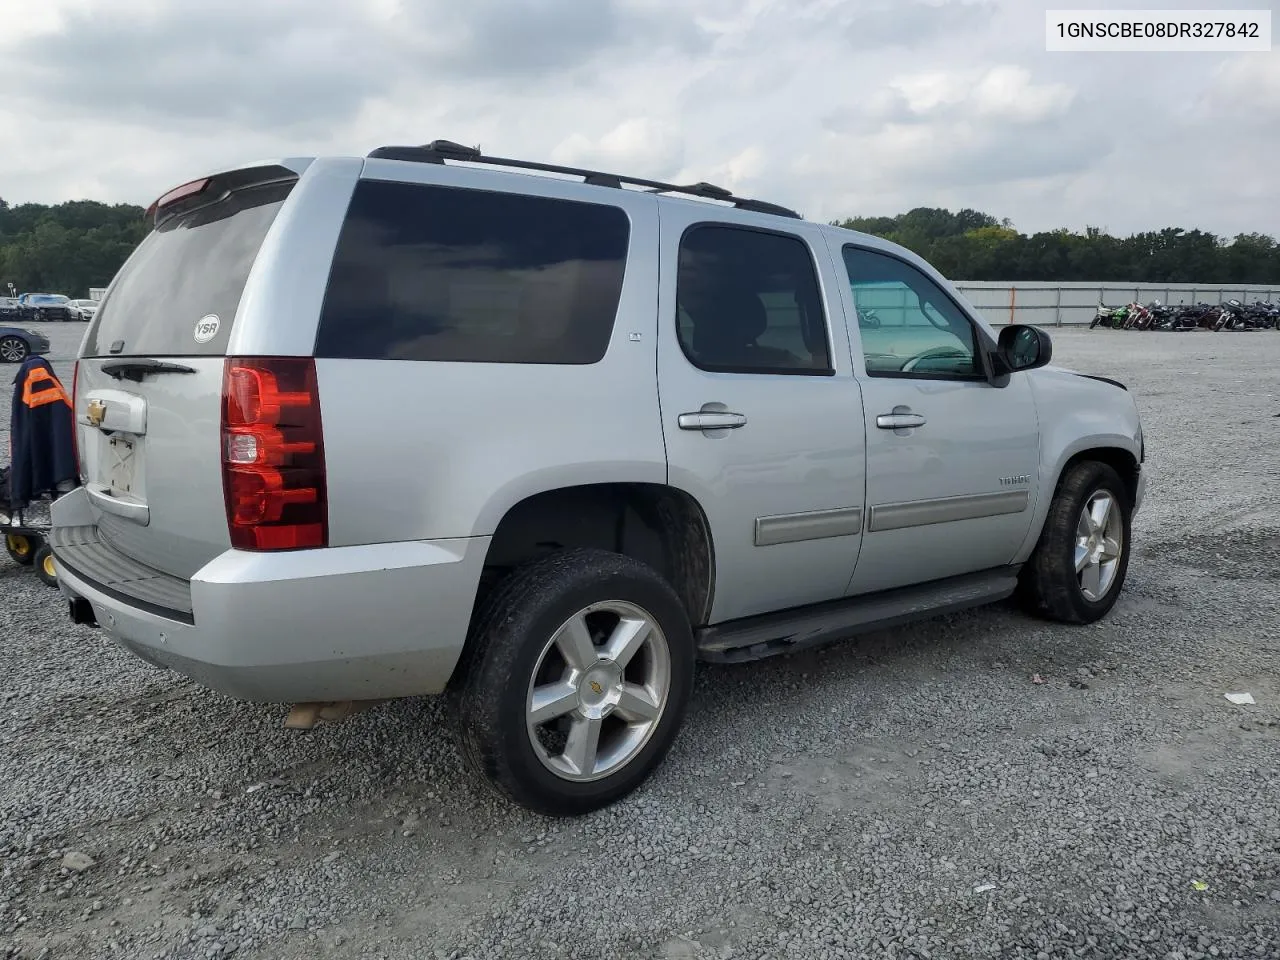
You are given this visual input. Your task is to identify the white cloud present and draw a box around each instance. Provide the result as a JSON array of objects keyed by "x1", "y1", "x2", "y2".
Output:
[
  {"x1": 0, "y1": 0, "x2": 1275, "y2": 240},
  {"x1": 883, "y1": 66, "x2": 1074, "y2": 123},
  {"x1": 1200, "y1": 53, "x2": 1280, "y2": 119},
  {"x1": 552, "y1": 119, "x2": 686, "y2": 179},
  {"x1": 701, "y1": 146, "x2": 768, "y2": 192},
  {"x1": 970, "y1": 66, "x2": 1075, "y2": 122}
]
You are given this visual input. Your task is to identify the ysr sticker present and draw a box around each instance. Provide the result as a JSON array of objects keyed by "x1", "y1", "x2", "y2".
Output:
[{"x1": 194, "y1": 314, "x2": 220, "y2": 343}]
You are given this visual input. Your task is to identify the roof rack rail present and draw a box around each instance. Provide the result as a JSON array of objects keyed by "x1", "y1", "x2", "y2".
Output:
[{"x1": 366, "y1": 140, "x2": 802, "y2": 220}]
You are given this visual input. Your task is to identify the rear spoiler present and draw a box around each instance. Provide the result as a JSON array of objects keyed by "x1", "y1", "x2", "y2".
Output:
[{"x1": 144, "y1": 158, "x2": 314, "y2": 228}]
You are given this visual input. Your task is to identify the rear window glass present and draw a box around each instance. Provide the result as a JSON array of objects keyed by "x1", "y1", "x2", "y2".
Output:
[
  {"x1": 83, "y1": 179, "x2": 294, "y2": 358},
  {"x1": 314, "y1": 179, "x2": 631, "y2": 364}
]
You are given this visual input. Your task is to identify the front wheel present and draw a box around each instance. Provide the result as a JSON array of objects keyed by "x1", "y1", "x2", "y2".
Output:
[
  {"x1": 1018, "y1": 460, "x2": 1132, "y2": 624},
  {"x1": 452, "y1": 548, "x2": 695, "y2": 816},
  {"x1": 0, "y1": 336, "x2": 29, "y2": 363}
]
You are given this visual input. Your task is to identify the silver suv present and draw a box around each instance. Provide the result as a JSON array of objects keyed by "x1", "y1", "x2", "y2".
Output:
[{"x1": 51, "y1": 141, "x2": 1146, "y2": 816}]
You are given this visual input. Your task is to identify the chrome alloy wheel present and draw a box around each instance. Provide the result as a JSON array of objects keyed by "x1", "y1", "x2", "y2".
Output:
[
  {"x1": 0, "y1": 337, "x2": 27, "y2": 362},
  {"x1": 1075, "y1": 490, "x2": 1124, "y2": 602},
  {"x1": 526, "y1": 600, "x2": 671, "y2": 783}
]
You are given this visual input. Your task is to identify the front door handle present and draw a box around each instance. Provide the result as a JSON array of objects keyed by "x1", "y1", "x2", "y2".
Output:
[
  {"x1": 678, "y1": 411, "x2": 747, "y2": 431},
  {"x1": 876, "y1": 412, "x2": 926, "y2": 430}
]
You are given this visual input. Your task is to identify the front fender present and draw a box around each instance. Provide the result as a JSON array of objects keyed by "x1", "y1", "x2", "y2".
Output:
[{"x1": 1012, "y1": 370, "x2": 1143, "y2": 563}]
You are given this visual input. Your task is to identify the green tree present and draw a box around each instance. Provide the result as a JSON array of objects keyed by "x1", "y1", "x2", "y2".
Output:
[
  {"x1": 1221, "y1": 232, "x2": 1279, "y2": 284},
  {"x1": 834, "y1": 208, "x2": 1280, "y2": 284},
  {"x1": 0, "y1": 196, "x2": 148, "y2": 298}
]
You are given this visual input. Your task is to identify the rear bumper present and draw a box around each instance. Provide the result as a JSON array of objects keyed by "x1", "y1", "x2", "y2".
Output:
[{"x1": 52, "y1": 497, "x2": 490, "y2": 703}]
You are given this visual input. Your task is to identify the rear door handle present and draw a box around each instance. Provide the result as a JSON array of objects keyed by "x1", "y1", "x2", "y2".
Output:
[
  {"x1": 678, "y1": 411, "x2": 747, "y2": 431},
  {"x1": 876, "y1": 412, "x2": 926, "y2": 430}
]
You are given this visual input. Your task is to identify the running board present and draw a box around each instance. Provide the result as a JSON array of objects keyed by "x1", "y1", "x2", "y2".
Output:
[{"x1": 695, "y1": 567, "x2": 1021, "y2": 664}]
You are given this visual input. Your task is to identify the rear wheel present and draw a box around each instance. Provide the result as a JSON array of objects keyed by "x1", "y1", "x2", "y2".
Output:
[
  {"x1": 6, "y1": 533, "x2": 39, "y2": 565},
  {"x1": 34, "y1": 543, "x2": 58, "y2": 587},
  {"x1": 453, "y1": 548, "x2": 695, "y2": 816},
  {"x1": 0, "y1": 336, "x2": 28, "y2": 363},
  {"x1": 1018, "y1": 460, "x2": 1132, "y2": 624}
]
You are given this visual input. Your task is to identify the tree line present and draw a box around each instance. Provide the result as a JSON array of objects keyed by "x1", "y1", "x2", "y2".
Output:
[
  {"x1": 0, "y1": 198, "x2": 148, "y2": 299},
  {"x1": 1, "y1": 195, "x2": 1277, "y2": 297},
  {"x1": 832, "y1": 208, "x2": 1280, "y2": 285}
]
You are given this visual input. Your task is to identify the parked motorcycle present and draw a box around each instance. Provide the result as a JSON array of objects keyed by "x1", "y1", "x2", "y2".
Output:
[
  {"x1": 1089, "y1": 297, "x2": 1278, "y2": 332},
  {"x1": 1123, "y1": 302, "x2": 1153, "y2": 330},
  {"x1": 1090, "y1": 303, "x2": 1130, "y2": 329}
]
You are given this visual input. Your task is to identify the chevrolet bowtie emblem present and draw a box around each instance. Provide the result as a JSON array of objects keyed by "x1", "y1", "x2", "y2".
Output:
[
  {"x1": 86, "y1": 399, "x2": 107, "y2": 427},
  {"x1": 589, "y1": 681, "x2": 603, "y2": 695}
]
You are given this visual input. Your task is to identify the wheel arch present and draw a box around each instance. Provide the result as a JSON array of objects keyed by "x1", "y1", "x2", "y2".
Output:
[
  {"x1": 475, "y1": 481, "x2": 717, "y2": 629},
  {"x1": 1014, "y1": 438, "x2": 1141, "y2": 564}
]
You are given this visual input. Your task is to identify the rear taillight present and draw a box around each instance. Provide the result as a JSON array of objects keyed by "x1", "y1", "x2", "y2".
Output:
[
  {"x1": 71, "y1": 360, "x2": 81, "y2": 480},
  {"x1": 221, "y1": 357, "x2": 327, "y2": 551}
]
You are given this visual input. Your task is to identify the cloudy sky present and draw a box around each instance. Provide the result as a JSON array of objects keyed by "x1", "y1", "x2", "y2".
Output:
[{"x1": 1, "y1": 0, "x2": 1277, "y2": 237}]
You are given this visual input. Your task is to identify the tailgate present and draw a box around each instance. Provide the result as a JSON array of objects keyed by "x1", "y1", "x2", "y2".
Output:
[
  {"x1": 75, "y1": 357, "x2": 230, "y2": 579},
  {"x1": 74, "y1": 167, "x2": 299, "y2": 581}
]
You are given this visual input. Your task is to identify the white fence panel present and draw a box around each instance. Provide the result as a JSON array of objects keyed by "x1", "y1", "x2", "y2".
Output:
[{"x1": 950, "y1": 281, "x2": 1280, "y2": 326}]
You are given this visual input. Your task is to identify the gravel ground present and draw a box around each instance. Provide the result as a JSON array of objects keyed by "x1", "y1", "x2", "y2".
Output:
[{"x1": 3, "y1": 323, "x2": 1279, "y2": 960}]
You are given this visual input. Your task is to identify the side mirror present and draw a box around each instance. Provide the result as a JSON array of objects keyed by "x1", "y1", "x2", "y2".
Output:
[{"x1": 996, "y1": 324, "x2": 1052, "y2": 373}]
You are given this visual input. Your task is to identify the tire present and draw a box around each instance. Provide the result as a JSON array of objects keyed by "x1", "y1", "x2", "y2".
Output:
[
  {"x1": 0, "y1": 335, "x2": 29, "y2": 364},
  {"x1": 1018, "y1": 460, "x2": 1132, "y2": 624},
  {"x1": 452, "y1": 547, "x2": 695, "y2": 817},
  {"x1": 6, "y1": 533, "x2": 40, "y2": 566},
  {"x1": 34, "y1": 543, "x2": 58, "y2": 587}
]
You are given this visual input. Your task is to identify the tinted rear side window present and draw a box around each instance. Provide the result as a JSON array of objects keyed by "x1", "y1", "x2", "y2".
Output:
[
  {"x1": 676, "y1": 224, "x2": 833, "y2": 376},
  {"x1": 315, "y1": 180, "x2": 631, "y2": 364},
  {"x1": 84, "y1": 179, "x2": 294, "y2": 358}
]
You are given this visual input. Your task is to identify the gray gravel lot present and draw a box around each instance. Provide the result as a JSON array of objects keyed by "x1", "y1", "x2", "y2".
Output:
[{"x1": 2, "y1": 323, "x2": 1279, "y2": 960}]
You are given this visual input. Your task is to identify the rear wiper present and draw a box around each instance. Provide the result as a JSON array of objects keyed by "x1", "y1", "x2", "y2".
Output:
[{"x1": 100, "y1": 358, "x2": 197, "y2": 382}]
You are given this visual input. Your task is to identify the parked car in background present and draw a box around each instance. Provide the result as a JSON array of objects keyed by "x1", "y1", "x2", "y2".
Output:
[
  {"x1": 18, "y1": 293, "x2": 73, "y2": 322},
  {"x1": 66, "y1": 299, "x2": 100, "y2": 322},
  {"x1": 0, "y1": 298, "x2": 25, "y2": 321},
  {"x1": 0, "y1": 325, "x2": 51, "y2": 363}
]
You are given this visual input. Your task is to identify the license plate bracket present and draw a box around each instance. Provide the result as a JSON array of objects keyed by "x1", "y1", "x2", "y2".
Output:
[{"x1": 108, "y1": 435, "x2": 136, "y2": 496}]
